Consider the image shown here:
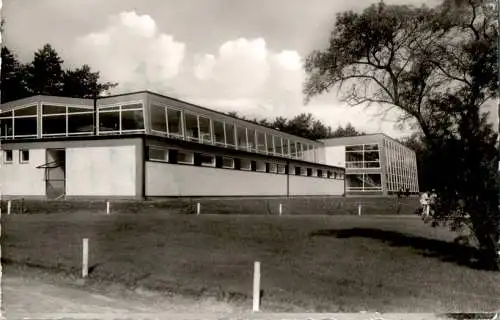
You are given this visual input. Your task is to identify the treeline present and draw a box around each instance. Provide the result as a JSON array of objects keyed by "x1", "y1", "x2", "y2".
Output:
[
  {"x1": 226, "y1": 111, "x2": 365, "y2": 141},
  {"x1": 1, "y1": 43, "x2": 116, "y2": 103}
]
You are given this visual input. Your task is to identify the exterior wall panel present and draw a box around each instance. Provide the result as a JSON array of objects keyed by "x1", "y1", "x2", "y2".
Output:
[
  {"x1": 289, "y1": 175, "x2": 344, "y2": 196},
  {"x1": 66, "y1": 145, "x2": 137, "y2": 197},
  {"x1": 146, "y1": 162, "x2": 287, "y2": 196},
  {"x1": 324, "y1": 146, "x2": 346, "y2": 168},
  {"x1": 0, "y1": 148, "x2": 46, "y2": 196}
]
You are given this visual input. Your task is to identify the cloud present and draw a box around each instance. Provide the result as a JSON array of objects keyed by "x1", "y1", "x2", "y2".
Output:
[
  {"x1": 188, "y1": 38, "x2": 307, "y2": 117},
  {"x1": 71, "y1": 11, "x2": 185, "y2": 92},
  {"x1": 69, "y1": 11, "x2": 413, "y2": 138}
]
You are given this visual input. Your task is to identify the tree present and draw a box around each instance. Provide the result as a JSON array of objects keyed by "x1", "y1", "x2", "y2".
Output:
[
  {"x1": 27, "y1": 44, "x2": 65, "y2": 96},
  {"x1": 63, "y1": 64, "x2": 117, "y2": 98},
  {"x1": 304, "y1": 0, "x2": 499, "y2": 268},
  {"x1": 226, "y1": 110, "x2": 364, "y2": 140},
  {"x1": 0, "y1": 44, "x2": 117, "y2": 103},
  {"x1": 1, "y1": 47, "x2": 31, "y2": 103}
]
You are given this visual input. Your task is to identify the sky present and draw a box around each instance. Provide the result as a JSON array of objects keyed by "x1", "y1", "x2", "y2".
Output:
[{"x1": 1, "y1": 0, "x2": 497, "y2": 138}]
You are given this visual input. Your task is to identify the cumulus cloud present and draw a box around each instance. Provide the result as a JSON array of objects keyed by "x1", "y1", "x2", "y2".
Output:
[
  {"x1": 188, "y1": 37, "x2": 306, "y2": 119},
  {"x1": 71, "y1": 11, "x2": 185, "y2": 93},
  {"x1": 69, "y1": 11, "x2": 412, "y2": 138}
]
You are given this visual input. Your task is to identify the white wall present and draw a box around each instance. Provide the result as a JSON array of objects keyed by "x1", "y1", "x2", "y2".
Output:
[
  {"x1": 289, "y1": 175, "x2": 344, "y2": 196},
  {"x1": 146, "y1": 162, "x2": 344, "y2": 197},
  {"x1": 0, "y1": 149, "x2": 46, "y2": 196},
  {"x1": 323, "y1": 146, "x2": 346, "y2": 168},
  {"x1": 66, "y1": 145, "x2": 136, "y2": 196},
  {"x1": 146, "y1": 162, "x2": 287, "y2": 196}
]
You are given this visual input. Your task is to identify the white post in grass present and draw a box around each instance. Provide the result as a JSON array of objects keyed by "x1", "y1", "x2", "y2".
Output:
[
  {"x1": 82, "y1": 238, "x2": 89, "y2": 278},
  {"x1": 279, "y1": 203, "x2": 283, "y2": 216},
  {"x1": 253, "y1": 261, "x2": 261, "y2": 312},
  {"x1": 358, "y1": 204, "x2": 362, "y2": 216},
  {"x1": 7, "y1": 200, "x2": 11, "y2": 215},
  {"x1": 196, "y1": 202, "x2": 201, "y2": 215},
  {"x1": 106, "y1": 201, "x2": 110, "y2": 215}
]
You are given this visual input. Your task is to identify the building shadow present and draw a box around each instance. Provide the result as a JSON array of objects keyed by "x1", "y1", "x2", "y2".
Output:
[{"x1": 310, "y1": 228, "x2": 492, "y2": 270}]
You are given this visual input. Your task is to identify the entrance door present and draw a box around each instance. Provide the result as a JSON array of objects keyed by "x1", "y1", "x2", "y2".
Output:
[{"x1": 45, "y1": 149, "x2": 66, "y2": 199}]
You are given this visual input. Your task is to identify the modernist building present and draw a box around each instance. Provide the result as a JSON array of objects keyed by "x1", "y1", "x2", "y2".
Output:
[
  {"x1": 0, "y1": 91, "x2": 346, "y2": 199},
  {"x1": 320, "y1": 134, "x2": 419, "y2": 196}
]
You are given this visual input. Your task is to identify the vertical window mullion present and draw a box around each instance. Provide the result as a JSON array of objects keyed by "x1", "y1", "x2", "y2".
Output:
[
  {"x1": 119, "y1": 106, "x2": 122, "y2": 133},
  {"x1": 197, "y1": 115, "x2": 201, "y2": 142},
  {"x1": 165, "y1": 107, "x2": 169, "y2": 136},
  {"x1": 223, "y1": 121, "x2": 227, "y2": 147},
  {"x1": 65, "y1": 107, "x2": 69, "y2": 136}
]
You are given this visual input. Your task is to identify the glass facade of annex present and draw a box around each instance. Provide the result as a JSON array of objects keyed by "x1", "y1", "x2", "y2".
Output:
[
  {"x1": 343, "y1": 137, "x2": 419, "y2": 194},
  {"x1": 0, "y1": 95, "x2": 322, "y2": 164},
  {"x1": 383, "y1": 138, "x2": 419, "y2": 194},
  {"x1": 345, "y1": 143, "x2": 383, "y2": 193}
]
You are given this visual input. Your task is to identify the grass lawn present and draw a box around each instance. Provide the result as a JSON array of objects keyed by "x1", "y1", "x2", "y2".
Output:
[{"x1": 2, "y1": 212, "x2": 500, "y2": 313}]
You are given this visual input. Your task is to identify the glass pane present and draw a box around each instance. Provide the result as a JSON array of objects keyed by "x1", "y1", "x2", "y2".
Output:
[
  {"x1": 247, "y1": 128, "x2": 256, "y2": 150},
  {"x1": 43, "y1": 105, "x2": 67, "y2": 115},
  {"x1": 240, "y1": 158, "x2": 251, "y2": 170},
  {"x1": 149, "y1": 148, "x2": 168, "y2": 161},
  {"x1": 122, "y1": 110, "x2": 144, "y2": 130},
  {"x1": 14, "y1": 117, "x2": 37, "y2": 136},
  {"x1": 346, "y1": 151, "x2": 363, "y2": 162},
  {"x1": 167, "y1": 109, "x2": 182, "y2": 136},
  {"x1": 346, "y1": 162, "x2": 364, "y2": 169},
  {"x1": 346, "y1": 145, "x2": 363, "y2": 152},
  {"x1": 266, "y1": 134, "x2": 274, "y2": 154},
  {"x1": 290, "y1": 141, "x2": 297, "y2": 158},
  {"x1": 0, "y1": 111, "x2": 13, "y2": 118},
  {"x1": 236, "y1": 126, "x2": 247, "y2": 149},
  {"x1": 99, "y1": 111, "x2": 120, "y2": 132},
  {"x1": 1, "y1": 118, "x2": 13, "y2": 137},
  {"x1": 225, "y1": 123, "x2": 235, "y2": 146},
  {"x1": 199, "y1": 116, "x2": 212, "y2": 144},
  {"x1": 365, "y1": 174, "x2": 382, "y2": 189},
  {"x1": 274, "y1": 136, "x2": 283, "y2": 156},
  {"x1": 43, "y1": 115, "x2": 66, "y2": 135},
  {"x1": 150, "y1": 104, "x2": 167, "y2": 132},
  {"x1": 213, "y1": 121, "x2": 225, "y2": 144},
  {"x1": 256, "y1": 131, "x2": 266, "y2": 152},
  {"x1": 346, "y1": 174, "x2": 364, "y2": 189},
  {"x1": 364, "y1": 151, "x2": 380, "y2": 162},
  {"x1": 283, "y1": 139, "x2": 289, "y2": 156},
  {"x1": 184, "y1": 113, "x2": 198, "y2": 140},
  {"x1": 14, "y1": 105, "x2": 37, "y2": 116},
  {"x1": 222, "y1": 157, "x2": 234, "y2": 168},
  {"x1": 178, "y1": 151, "x2": 194, "y2": 164},
  {"x1": 296, "y1": 142, "x2": 303, "y2": 159},
  {"x1": 121, "y1": 103, "x2": 142, "y2": 110},
  {"x1": 364, "y1": 144, "x2": 379, "y2": 151},
  {"x1": 68, "y1": 113, "x2": 93, "y2": 133},
  {"x1": 200, "y1": 154, "x2": 215, "y2": 166},
  {"x1": 68, "y1": 106, "x2": 93, "y2": 113},
  {"x1": 99, "y1": 106, "x2": 119, "y2": 111},
  {"x1": 365, "y1": 161, "x2": 380, "y2": 168}
]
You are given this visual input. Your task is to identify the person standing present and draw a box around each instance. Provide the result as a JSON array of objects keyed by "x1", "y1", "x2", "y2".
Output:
[{"x1": 419, "y1": 191, "x2": 430, "y2": 220}]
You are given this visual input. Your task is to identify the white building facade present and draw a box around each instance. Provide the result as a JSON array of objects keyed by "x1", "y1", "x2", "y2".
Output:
[
  {"x1": 320, "y1": 134, "x2": 419, "y2": 196},
  {"x1": 0, "y1": 92, "x2": 346, "y2": 199}
]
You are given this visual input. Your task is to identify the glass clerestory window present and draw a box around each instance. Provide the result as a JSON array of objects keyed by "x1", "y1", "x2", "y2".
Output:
[
  {"x1": 236, "y1": 126, "x2": 247, "y2": 150},
  {"x1": 213, "y1": 120, "x2": 225, "y2": 145},
  {"x1": 225, "y1": 123, "x2": 236, "y2": 147},
  {"x1": 184, "y1": 112, "x2": 199, "y2": 141},
  {"x1": 98, "y1": 103, "x2": 144, "y2": 134},
  {"x1": 198, "y1": 116, "x2": 212, "y2": 144}
]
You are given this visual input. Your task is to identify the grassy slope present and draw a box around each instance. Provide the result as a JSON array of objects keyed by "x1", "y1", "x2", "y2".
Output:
[{"x1": 3, "y1": 213, "x2": 499, "y2": 313}]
